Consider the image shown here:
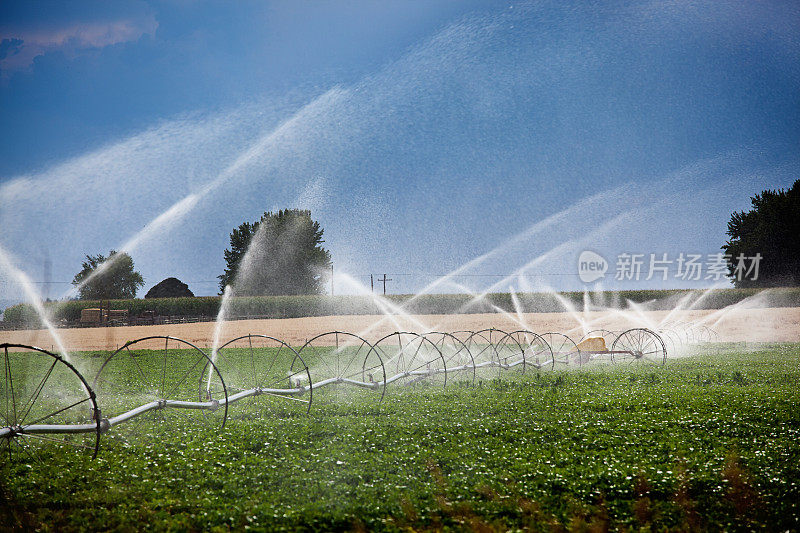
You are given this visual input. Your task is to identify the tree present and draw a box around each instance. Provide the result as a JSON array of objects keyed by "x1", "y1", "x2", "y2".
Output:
[
  {"x1": 71, "y1": 251, "x2": 145, "y2": 300},
  {"x1": 218, "y1": 209, "x2": 332, "y2": 295},
  {"x1": 145, "y1": 277, "x2": 194, "y2": 299},
  {"x1": 722, "y1": 179, "x2": 800, "y2": 287}
]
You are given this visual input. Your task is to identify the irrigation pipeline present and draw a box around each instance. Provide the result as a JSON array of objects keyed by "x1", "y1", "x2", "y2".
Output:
[{"x1": 0, "y1": 326, "x2": 691, "y2": 461}]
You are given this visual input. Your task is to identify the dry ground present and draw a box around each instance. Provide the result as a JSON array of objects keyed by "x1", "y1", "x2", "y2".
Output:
[{"x1": 1, "y1": 306, "x2": 798, "y2": 352}]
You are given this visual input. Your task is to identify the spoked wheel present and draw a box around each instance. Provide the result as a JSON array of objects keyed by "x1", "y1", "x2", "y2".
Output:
[
  {"x1": 670, "y1": 321, "x2": 694, "y2": 346},
  {"x1": 611, "y1": 328, "x2": 667, "y2": 366},
  {"x1": 295, "y1": 332, "x2": 385, "y2": 402},
  {"x1": 582, "y1": 329, "x2": 617, "y2": 347},
  {"x1": 657, "y1": 328, "x2": 682, "y2": 357},
  {"x1": 1, "y1": 343, "x2": 101, "y2": 466},
  {"x1": 373, "y1": 332, "x2": 447, "y2": 389},
  {"x1": 497, "y1": 330, "x2": 554, "y2": 372},
  {"x1": 454, "y1": 330, "x2": 498, "y2": 380},
  {"x1": 422, "y1": 332, "x2": 476, "y2": 386},
  {"x1": 696, "y1": 325, "x2": 717, "y2": 344},
  {"x1": 206, "y1": 334, "x2": 312, "y2": 419},
  {"x1": 490, "y1": 330, "x2": 524, "y2": 373},
  {"x1": 92, "y1": 336, "x2": 228, "y2": 446},
  {"x1": 577, "y1": 329, "x2": 616, "y2": 364},
  {"x1": 661, "y1": 322, "x2": 690, "y2": 353},
  {"x1": 541, "y1": 333, "x2": 582, "y2": 367},
  {"x1": 475, "y1": 329, "x2": 512, "y2": 379}
]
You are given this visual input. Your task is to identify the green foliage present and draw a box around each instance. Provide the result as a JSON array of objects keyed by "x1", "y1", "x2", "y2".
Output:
[
  {"x1": 2, "y1": 346, "x2": 799, "y2": 530},
  {"x1": 723, "y1": 179, "x2": 800, "y2": 287},
  {"x1": 71, "y1": 250, "x2": 145, "y2": 300},
  {"x1": 218, "y1": 209, "x2": 331, "y2": 296}
]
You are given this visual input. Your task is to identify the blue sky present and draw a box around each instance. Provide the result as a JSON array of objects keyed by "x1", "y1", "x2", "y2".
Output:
[{"x1": 1, "y1": 1, "x2": 798, "y2": 305}]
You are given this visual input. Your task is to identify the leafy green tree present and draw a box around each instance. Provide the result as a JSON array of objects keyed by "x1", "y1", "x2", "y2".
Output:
[
  {"x1": 723, "y1": 179, "x2": 799, "y2": 287},
  {"x1": 71, "y1": 251, "x2": 145, "y2": 299},
  {"x1": 218, "y1": 209, "x2": 331, "y2": 295}
]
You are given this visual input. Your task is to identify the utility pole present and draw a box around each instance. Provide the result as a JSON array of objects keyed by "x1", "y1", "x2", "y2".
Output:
[
  {"x1": 43, "y1": 256, "x2": 52, "y2": 301},
  {"x1": 378, "y1": 273, "x2": 392, "y2": 295},
  {"x1": 370, "y1": 274, "x2": 374, "y2": 293},
  {"x1": 330, "y1": 264, "x2": 334, "y2": 296}
]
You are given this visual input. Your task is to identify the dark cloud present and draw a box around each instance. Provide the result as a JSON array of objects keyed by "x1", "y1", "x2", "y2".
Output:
[
  {"x1": 0, "y1": 38, "x2": 23, "y2": 61},
  {"x1": 0, "y1": 2, "x2": 157, "y2": 76}
]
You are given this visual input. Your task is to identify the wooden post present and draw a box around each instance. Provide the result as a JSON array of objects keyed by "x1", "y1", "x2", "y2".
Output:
[{"x1": 378, "y1": 274, "x2": 392, "y2": 295}]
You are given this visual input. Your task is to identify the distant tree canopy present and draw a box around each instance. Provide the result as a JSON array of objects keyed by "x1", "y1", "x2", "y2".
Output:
[
  {"x1": 723, "y1": 179, "x2": 799, "y2": 288},
  {"x1": 218, "y1": 209, "x2": 331, "y2": 296},
  {"x1": 71, "y1": 251, "x2": 145, "y2": 300},
  {"x1": 145, "y1": 277, "x2": 194, "y2": 299}
]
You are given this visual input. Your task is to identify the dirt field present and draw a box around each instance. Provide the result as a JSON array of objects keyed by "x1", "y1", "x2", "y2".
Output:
[{"x1": 1, "y1": 307, "x2": 798, "y2": 352}]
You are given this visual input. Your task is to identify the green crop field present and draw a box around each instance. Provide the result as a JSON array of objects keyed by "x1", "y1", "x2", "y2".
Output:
[{"x1": 2, "y1": 344, "x2": 799, "y2": 531}]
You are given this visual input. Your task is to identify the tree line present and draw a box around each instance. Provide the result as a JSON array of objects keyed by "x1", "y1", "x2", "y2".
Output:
[
  {"x1": 71, "y1": 181, "x2": 799, "y2": 300},
  {"x1": 72, "y1": 209, "x2": 331, "y2": 300}
]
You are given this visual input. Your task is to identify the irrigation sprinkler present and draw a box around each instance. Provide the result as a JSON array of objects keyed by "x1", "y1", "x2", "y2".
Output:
[
  {"x1": 453, "y1": 330, "x2": 502, "y2": 380},
  {"x1": 421, "y1": 332, "x2": 476, "y2": 386},
  {"x1": 2, "y1": 326, "x2": 671, "y2": 466},
  {"x1": 656, "y1": 328, "x2": 682, "y2": 356},
  {"x1": 295, "y1": 332, "x2": 387, "y2": 402},
  {"x1": 671, "y1": 320, "x2": 697, "y2": 345},
  {"x1": 610, "y1": 328, "x2": 667, "y2": 365},
  {"x1": 205, "y1": 334, "x2": 313, "y2": 417},
  {"x1": 1, "y1": 343, "x2": 102, "y2": 464},
  {"x1": 93, "y1": 336, "x2": 229, "y2": 445},
  {"x1": 581, "y1": 329, "x2": 618, "y2": 345},
  {"x1": 372, "y1": 332, "x2": 447, "y2": 389},
  {"x1": 496, "y1": 330, "x2": 554, "y2": 372},
  {"x1": 541, "y1": 332, "x2": 582, "y2": 367},
  {"x1": 489, "y1": 329, "x2": 525, "y2": 373},
  {"x1": 695, "y1": 325, "x2": 717, "y2": 343}
]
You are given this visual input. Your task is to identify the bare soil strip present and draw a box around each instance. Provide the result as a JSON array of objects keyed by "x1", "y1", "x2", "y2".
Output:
[{"x1": 2, "y1": 307, "x2": 797, "y2": 352}]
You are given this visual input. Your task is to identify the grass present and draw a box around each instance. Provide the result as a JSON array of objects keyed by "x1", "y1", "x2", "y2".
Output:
[{"x1": 1, "y1": 344, "x2": 799, "y2": 531}]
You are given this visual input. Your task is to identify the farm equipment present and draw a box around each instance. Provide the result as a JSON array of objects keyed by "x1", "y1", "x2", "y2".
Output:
[{"x1": 1, "y1": 326, "x2": 672, "y2": 465}]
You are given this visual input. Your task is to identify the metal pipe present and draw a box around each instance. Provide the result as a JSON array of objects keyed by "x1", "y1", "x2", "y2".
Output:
[
  {"x1": 259, "y1": 387, "x2": 305, "y2": 396},
  {"x1": 340, "y1": 378, "x2": 379, "y2": 389},
  {"x1": 108, "y1": 401, "x2": 162, "y2": 426},
  {"x1": 311, "y1": 377, "x2": 340, "y2": 389},
  {"x1": 19, "y1": 422, "x2": 98, "y2": 435},
  {"x1": 220, "y1": 388, "x2": 260, "y2": 405},
  {"x1": 383, "y1": 372, "x2": 409, "y2": 386},
  {"x1": 165, "y1": 399, "x2": 218, "y2": 410}
]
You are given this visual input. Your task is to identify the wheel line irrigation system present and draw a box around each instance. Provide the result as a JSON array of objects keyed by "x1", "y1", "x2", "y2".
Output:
[{"x1": 1, "y1": 325, "x2": 689, "y2": 464}]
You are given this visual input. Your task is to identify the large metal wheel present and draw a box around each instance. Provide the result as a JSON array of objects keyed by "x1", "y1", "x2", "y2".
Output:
[
  {"x1": 205, "y1": 334, "x2": 312, "y2": 418},
  {"x1": 611, "y1": 328, "x2": 667, "y2": 365},
  {"x1": 581, "y1": 329, "x2": 617, "y2": 346},
  {"x1": 295, "y1": 332, "x2": 385, "y2": 402},
  {"x1": 477, "y1": 328, "x2": 513, "y2": 378},
  {"x1": 421, "y1": 332, "x2": 476, "y2": 386},
  {"x1": 541, "y1": 332, "x2": 581, "y2": 367},
  {"x1": 92, "y1": 336, "x2": 228, "y2": 446},
  {"x1": 496, "y1": 330, "x2": 554, "y2": 371},
  {"x1": 453, "y1": 330, "x2": 500, "y2": 380},
  {"x1": 695, "y1": 325, "x2": 717, "y2": 343},
  {"x1": 669, "y1": 320, "x2": 695, "y2": 346},
  {"x1": 372, "y1": 332, "x2": 447, "y2": 389},
  {"x1": 657, "y1": 328, "x2": 683, "y2": 356},
  {"x1": 1, "y1": 343, "x2": 101, "y2": 465}
]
